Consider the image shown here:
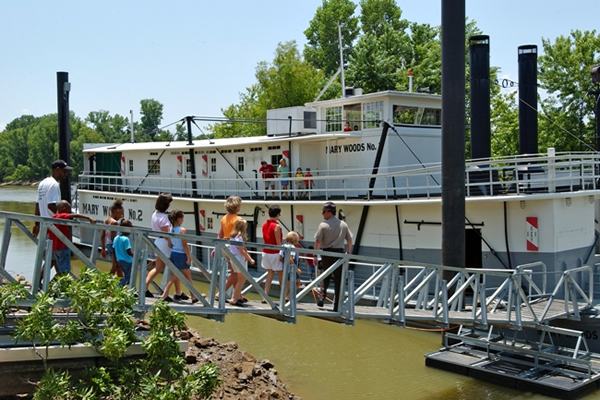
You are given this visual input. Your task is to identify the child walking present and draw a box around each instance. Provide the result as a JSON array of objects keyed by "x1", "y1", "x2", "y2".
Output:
[
  {"x1": 101, "y1": 198, "x2": 124, "y2": 277},
  {"x1": 160, "y1": 210, "x2": 199, "y2": 304},
  {"x1": 48, "y1": 200, "x2": 97, "y2": 276},
  {"x1": 112, "y1": 219, "x2": 134, "y2": 287},
  {"x1": 280, "y1": 231, "x2": 301, "y2": 301},
  {"x1": 228, "y1": 218, "x2": 255, "y2": 306},
  {"x1": 213, "y1": 196, "x2": 242, "y2": 301}
]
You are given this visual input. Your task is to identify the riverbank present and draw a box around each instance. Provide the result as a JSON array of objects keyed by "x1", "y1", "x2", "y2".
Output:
[{"x1": 171, "y1": 323, "x2": 300, "y2": 400}]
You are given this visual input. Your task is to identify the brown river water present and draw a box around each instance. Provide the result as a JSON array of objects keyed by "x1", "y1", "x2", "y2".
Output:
[{"x1": 0, "y1": 186, "x2": 593, "y2": 399}]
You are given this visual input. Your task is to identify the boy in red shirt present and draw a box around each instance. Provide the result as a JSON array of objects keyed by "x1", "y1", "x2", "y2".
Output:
[
  {"x1": 48, "y1": 200, "x2": 97, "y2": 275},
  {"x1": 304, "y1": 168, "x2": 314, "y2": 198}
]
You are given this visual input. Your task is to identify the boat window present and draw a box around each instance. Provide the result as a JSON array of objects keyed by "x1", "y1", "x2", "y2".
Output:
[
  {"x1": 393, "y1": 105, "x2": 419, "y2": 124},
  {"x1": 233, "y1": 149, "x2": 245, "y2": 153},
  {"x1": 128, "y1": 160, "x2": 133, "y2": 172},
  {"x1": 268, "y1": 145, "x2": 281, "y2": 150},
  {"x1": 207, "y1": 217, "x2": 213, "y2": 230},
  {"x1": 250, "y1": 147, "x2": 262, "y2": 152},
  {"x1": 362, "y1": 101, "x2": 383, "y2": 129},
  {"x1": 186, "y1": 159, "x2": 191, "y2": 173},
  {"x1": 344, "y1": 103, "x2": 361, "y2": 130},
  {"x1": 210, "y1": 158, "x2": 216, "y2": 172},
  {"x1": 271, "y1": 154, "x2": 282, "y2": 166},
  {"x1": 304, "y1": 111, "x2": 317, "y2": 129},
  {"x1": 421, "y1": 108, "x2": 441, "y2": 125},
  {"x1": 148, "y1": 160, "x2": 160, "y2": 175},
  {"x1": 325, "y1": 106, "x2": 342, "y2": 132},
  {"x1": 237, "y1": 156, "x2": 244, "y2": 172}
]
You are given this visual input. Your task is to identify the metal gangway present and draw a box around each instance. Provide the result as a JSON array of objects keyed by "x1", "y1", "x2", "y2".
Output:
[{"x1": 0, "y1": 210, "x2": 594, "y2": 329}]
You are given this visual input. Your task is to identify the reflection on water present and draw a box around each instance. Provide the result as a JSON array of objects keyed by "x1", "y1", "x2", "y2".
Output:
[{"x1": 0, "y1": 187, "x2": 589, "y2": 399}]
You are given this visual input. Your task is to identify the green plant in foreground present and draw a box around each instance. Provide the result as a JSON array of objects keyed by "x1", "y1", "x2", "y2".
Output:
[{"x1": 3, "y1": 267, "x2": 221, "y2": 399}]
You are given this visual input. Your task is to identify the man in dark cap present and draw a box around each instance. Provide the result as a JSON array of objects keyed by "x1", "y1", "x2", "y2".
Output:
[
  {"x1": 32, "y1": 159, "x2": 72, "y2": 237},
  {"x1": 313, "y1": 201, "x2": 352, "y2": 312}
]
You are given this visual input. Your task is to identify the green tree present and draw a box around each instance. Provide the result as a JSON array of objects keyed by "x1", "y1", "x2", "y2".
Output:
[
  {"x1": 86, "y1": 110, "x2": 131, "y2": 144},
  {"x1": 139, "y1": 99, "x2": 164, "y2": 141},
  {"x1": 209, "y1": 41, "x2": 327, "y2": 138},
  {"x1": 303, "y1": 0, "x2": 360, "y2": 76},
  {"x1": 359, "y1": 0, "x2": 408, "y2": 37},
  {"x1": 538, "y1": 29, "x2": 600, "y2": 151}
]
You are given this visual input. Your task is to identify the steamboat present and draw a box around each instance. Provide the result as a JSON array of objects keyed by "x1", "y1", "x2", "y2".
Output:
[{"x1": 76, "y1": 40, "x2": 600, "y2": 297}]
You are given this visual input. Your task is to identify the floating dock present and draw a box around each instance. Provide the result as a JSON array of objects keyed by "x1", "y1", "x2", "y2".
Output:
[{"x1": 426, "y1": 326, "x2": 600, "y2": 400}]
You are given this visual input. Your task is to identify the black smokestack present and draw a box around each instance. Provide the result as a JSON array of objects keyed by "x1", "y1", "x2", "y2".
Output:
[
  {"x1": 518, "y1": 45, "x2": 538, "y2": 155},
  {"x1": 469, "y1": 35, "x2": 490, "y2": 159}
]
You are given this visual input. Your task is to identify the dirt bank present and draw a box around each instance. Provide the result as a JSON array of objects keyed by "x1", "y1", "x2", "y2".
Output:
[{"x1": 175, "y1": 326, "x2": 302, "y2": 400}]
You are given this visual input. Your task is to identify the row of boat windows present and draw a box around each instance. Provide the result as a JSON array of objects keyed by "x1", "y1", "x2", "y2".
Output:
[
  {"x1": 145, "y1": 155, "x2": 284, "y2": 176},
  {"x1": 163, "y1": 146, "x2": 281, "y2": 157},
  {"x1": 324, "y1": 102, "x2": 441, "y2": 132}
]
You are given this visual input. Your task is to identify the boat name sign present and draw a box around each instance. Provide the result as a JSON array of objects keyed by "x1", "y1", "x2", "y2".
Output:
[{"x1": 326, "y1": 142, "x2": 377, "y2": 154}]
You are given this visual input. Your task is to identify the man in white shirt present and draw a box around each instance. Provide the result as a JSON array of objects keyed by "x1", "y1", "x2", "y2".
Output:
[{"x1": 32, "y1": 159, "x2": 72, "y2": 237}]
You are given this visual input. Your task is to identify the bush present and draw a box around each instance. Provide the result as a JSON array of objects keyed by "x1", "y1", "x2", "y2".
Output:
[{"x1": 4, "y1": 268, "x2": 221, "y2": 399}]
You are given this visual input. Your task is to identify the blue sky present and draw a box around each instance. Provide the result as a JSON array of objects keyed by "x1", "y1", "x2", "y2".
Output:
[{"x1": 1, "y1": 1, "x2": 598, "y2": 133}]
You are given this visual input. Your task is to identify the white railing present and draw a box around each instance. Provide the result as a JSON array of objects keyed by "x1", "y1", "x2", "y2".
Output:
[{"x1": 78, "y1": 151, "x2": 600, "y2": 201}]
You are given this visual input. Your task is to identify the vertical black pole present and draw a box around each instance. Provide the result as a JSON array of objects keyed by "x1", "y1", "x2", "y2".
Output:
[
  {"x1": 441, "y1": 0, "x2": 466, "y2": 273},
  {"x1": 186, "y1": 117, "x2": 201, "y2": 260},
  {"x1": 57, "y1": 72, "x2": 71, "y2": 201},
  {"x1": 518, "y1": 45, "x2": 538, "y2": 155},
  {"x1": 469, "y1": 35, "x2": 491, "y2": 160}
]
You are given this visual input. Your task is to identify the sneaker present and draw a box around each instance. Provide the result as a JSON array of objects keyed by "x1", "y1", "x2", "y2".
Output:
[
  {"x1": 191, "y1": 298, "x2": 200, "y2": 304},
  {"x1": 178, "y1": 293, "x2": 189, "y2": 300},
  {"x1": 163, "y1": 296, "x2": 174, "y2": 303},
  {"x1": 145, "y1": 290, "x2": 154, "y2": 298},
  {"x1": 317, "y1": 298, "x2": 324, "y2": 307}
]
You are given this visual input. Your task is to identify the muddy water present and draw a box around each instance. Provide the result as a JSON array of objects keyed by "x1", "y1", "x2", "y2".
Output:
[{"x1": 1, "y1": 186, "x2": 595, "y2": 399}]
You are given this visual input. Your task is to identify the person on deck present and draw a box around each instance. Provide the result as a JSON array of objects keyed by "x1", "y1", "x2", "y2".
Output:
[
  {"x1": 277, "y1": 159, "x2": 290, "y2": 199},
  {"x1": 343, "y1": 122, "x2": 352, "y2": 132},
  {"x1": 313, "y1": 201, "x2": 353, "y2": 312},
  {"x1": 259, "y1": 161, "x2": 276, "y2": 199}
]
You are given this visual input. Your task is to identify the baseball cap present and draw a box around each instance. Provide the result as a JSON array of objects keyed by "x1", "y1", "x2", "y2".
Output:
[
  {"x1": 52, "y1": 159, "x2": 73, "y2": 170},
  {"x1": 323, "y1": 201, "x2": 336, "y2": 213}
]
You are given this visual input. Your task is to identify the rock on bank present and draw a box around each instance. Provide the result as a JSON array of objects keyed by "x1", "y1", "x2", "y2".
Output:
[{"x1": 176, "y1": 326, "x2": 302, "y2": 400}]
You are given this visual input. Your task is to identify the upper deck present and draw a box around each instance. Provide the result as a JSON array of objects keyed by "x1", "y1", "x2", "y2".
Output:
[{"x1": 78, "y1": 150, "x2": 600, "y2": 204}]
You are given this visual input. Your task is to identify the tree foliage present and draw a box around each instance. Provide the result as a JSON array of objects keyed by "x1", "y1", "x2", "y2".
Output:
[
  {"x1": 208, "y1": 41, "x2": 329, "y2": 138},
  {"x1": 538, "y1": 29, "x2": 600, "y2": 152},
  {"x1": 303, "y1": 0, "x2": 360, "y2": 76}
]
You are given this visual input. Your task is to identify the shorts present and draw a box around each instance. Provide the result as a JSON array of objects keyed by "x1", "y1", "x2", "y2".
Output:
[
  {"x1": 54, "y1": 248, "x2": 71, "y2": 273},
  {"x1": 230, "y1": 254, "x2": 248, "y2": 273},
  {"x1": 296, "y1": 181, "x2": 305, "y2": 190},
  {"x1": 170, "y1": 251, "x2": 190, "y2": 271},
  {"x1": 262, "y1": 252, "x2": 282, "y2": 271},
  {"x1": 263, "y1": 180, "x2": 273, "y2": 188},
  {"x1": 307, "y1": 264, "x2": 315, "y2": 276},
  {"x1": 155, "y1": 237, "x2": 172, "y2": 258},
  {"x1": 281, "y1": 180, "x2": 289, "y2": 186}
]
